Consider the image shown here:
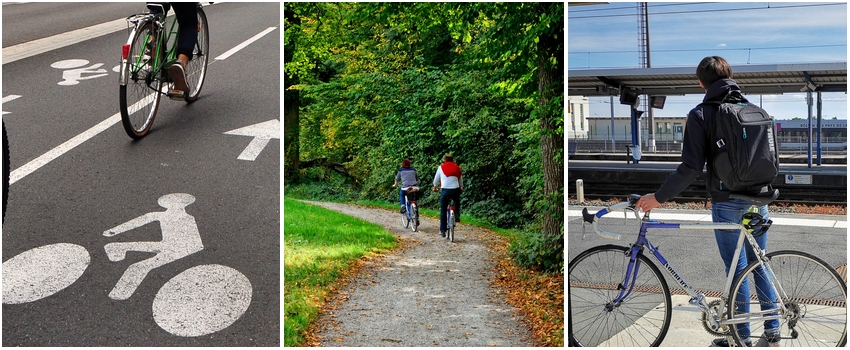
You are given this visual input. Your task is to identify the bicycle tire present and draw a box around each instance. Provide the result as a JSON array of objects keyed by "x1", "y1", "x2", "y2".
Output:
[
  {"x1": 569, "y1": 244, "x2": 672, "y2": 347},
  {"x1": 728, "y1": 250, "x2": 846, "y2": 347},
  {"x1": 411, "y1": 204, "x2": 418, "y2": 232},
  {"x1": 184, "y1": 5, "x2": 209, "y2": 103},
  {"x1": 2, "y1": 120, "x2": 8, "y2": 223},
  {"x1": 119, "y1": 21, "x2": 163, "y2": 139},
  {"x1": 448, "y1": 210, "x2": 454, "y2": 242}
]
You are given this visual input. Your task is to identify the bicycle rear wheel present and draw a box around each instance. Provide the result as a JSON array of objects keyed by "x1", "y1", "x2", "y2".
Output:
[
  {"x1": 448, "y1": 209, "x2": 454, "y2": 242},
  {"x1": 569, "y1": 245, "x2": 672, "y2": 346},
  {"x1": 728, "y1": 250, "x2": 846, "y2": 347},
  {"x1": 410, "y1": 204, "x2": 418, "y2": 232},
  {"x1": 184, "y1": 5, "x2": 209, "y2": 103},
  {"x1": 119, "y1": 22, "x2": 163, "y2": 139}
]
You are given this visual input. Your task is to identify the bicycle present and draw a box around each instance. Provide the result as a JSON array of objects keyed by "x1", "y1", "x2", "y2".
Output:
[
  {"x1": 119, "y1": 3, "x2": 210, "y2": 139},
  {"x1": 446, "y1": 202, "x2": 456, "y2": 242},
  {"x1": 400, "y1": 187, "x2": 420, "y2": 232},
  {"x1": 568, "y1": 193, "x2": 847, "y2": 347}
]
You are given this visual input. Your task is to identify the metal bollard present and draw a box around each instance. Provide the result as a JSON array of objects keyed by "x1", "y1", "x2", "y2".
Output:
[{"x1": 576, "y1": 179, "x2": 585, "y2": 203}]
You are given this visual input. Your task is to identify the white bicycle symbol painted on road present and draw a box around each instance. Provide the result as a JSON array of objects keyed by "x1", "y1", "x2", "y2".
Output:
[{"x1": 2, "y1": 193, "x2": 252, "y2": 337}]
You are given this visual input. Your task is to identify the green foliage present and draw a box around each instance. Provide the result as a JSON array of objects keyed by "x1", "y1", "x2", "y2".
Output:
[{"x1": 508, "y1": 231, "x2": 565, "y2": 274}]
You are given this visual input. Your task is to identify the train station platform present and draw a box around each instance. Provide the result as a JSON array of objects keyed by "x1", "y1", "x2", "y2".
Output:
[{"x1": 567, "y1": 159, "x2": 847, "y2": 203}]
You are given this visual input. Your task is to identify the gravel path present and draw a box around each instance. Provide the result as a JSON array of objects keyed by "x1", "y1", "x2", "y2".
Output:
[{"x1": 301, "y1": 201, "x2": 538, "y2": 347}]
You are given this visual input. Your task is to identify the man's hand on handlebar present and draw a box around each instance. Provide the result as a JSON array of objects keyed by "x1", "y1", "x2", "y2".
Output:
[{"x1": 636, "y1": 193, "x2": 661, "y2": 212}]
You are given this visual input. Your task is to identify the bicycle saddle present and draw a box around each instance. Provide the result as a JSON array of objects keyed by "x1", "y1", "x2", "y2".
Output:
[{"x1": 728, "y1": 189, "x2": 779, "y2": 207}]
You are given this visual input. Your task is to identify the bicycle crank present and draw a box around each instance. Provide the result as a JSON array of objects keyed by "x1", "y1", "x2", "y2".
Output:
[{"x1": 702, "y1": 299, "x2": 732, "y2": 337}]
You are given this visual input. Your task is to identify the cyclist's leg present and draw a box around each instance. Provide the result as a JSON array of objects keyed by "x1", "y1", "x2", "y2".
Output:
[
  {"x1": 439, "y1": 189, "x2": 448, "y2": 234},
  {"x1": 451, "y1": 188, "x2": 461, "y2": 222},
  {"x1": 712, "y1": 200, "x2": 753, "y2": 343},
  {"x1": 171, "y1": 2, "x2": 199, "y2": 65},
  {"x1": 399, "y1": 189, "x2": 406, "y2": 212},
  {"x1": 745, "y1": 205, "x2": 781, "y2": 335}
]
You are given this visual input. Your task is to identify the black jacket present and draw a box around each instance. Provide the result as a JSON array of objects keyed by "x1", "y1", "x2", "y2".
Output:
[{"x1": 654, "y1": 78, "x2": 745, "y2": 203}]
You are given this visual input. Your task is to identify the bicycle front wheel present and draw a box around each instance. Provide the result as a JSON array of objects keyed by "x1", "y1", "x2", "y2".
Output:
[
  {"x1": 184, "y1": 5, "x2": 209, "y2": 103},
  {"x1": 119, "y1": 22, "x2": 162, "y2": 139},
  {"x1": 569, "y1": 245, "x2": 672, "y2": 347},
  {"x1": 728, "y1": 250, "x2": 846, "y2": 347}
]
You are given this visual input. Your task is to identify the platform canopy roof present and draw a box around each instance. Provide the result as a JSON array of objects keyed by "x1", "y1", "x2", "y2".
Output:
[{"x1": 568, "y1": 62, "x2": 847, "y2": 97}]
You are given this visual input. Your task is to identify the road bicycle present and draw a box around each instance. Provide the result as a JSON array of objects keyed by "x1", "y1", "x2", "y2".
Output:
[
  {"x1": 119, "y1": 3, "x2": 210, "y2": 139},
  {"x1": 400, "y1": 187, "x2": 420, "y2": 232},
  {"x1": 568, "y1": 193, "x2": 846, "y2": 347}
]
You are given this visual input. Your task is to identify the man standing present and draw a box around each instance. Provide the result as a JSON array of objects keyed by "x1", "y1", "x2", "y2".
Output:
[
  {"x1": 432, "y1": 154, "x2": 462, "y2": 237},
  {"x1": 636, "y1": 56, "x2": 780, "y2": 347}
]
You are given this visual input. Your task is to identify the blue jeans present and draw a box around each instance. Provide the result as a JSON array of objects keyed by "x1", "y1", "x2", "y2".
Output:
[
  {"x1": 439, "y1": 188, "x2": 461, "y2": 233},
  {"x1": 712, "y1": 200, "x2": 780, "y2": 340}
]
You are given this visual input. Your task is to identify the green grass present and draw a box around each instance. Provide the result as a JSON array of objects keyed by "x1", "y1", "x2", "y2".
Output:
[{"x1": 284, "y1": 198, "x2": 397, "y2": 347}]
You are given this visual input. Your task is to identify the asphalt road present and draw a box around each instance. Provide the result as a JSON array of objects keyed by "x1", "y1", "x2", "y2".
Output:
[{"x1": 2, "y1": 2, "x2": 280, "y2": 346}]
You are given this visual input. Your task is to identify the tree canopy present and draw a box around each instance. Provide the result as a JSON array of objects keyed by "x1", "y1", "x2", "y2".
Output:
[{"x1": 285, "y1": 2, "x2": 563, "y2": 272}]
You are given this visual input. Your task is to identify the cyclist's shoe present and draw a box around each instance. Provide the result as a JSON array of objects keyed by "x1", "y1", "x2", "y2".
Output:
[
  {"x1": 456, "y1": 217, "x2": 461, "y2": 223},
  {"x1": 440, "y1": 231, "x2": 445, "y2": 237},
  {"x1": 755, "y1": 332, "x2": 781, "y2": 347},
  {"x1": 167, "y1": 61, "x2": 190, "y2": 101},
  {"x1": 400, "y1": 206, "x2": 406, "y2": 214},
  {"x1": 711, "y1": 337, "x2": 751, "y2": 347}
]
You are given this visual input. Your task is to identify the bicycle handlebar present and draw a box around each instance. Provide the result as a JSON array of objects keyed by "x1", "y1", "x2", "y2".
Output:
[{"x1": 581, "y1": 196, "x2": 642, "y2": 240}]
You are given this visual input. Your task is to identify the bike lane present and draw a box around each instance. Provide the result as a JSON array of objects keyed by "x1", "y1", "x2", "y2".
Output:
[{"x1": 2, "y1": 3, "x2": 280, "y2": 346}]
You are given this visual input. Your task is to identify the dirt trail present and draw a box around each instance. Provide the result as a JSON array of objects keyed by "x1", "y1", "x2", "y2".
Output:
[{"x1": 301, "y1": 201, "x2": 538, "y2": 347}]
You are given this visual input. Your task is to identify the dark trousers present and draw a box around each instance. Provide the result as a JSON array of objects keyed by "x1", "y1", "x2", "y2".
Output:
[
  {"x1": 148, "y1": 3, "x2": 198, "y2": 60},
  {"x1": 439, "y1": 188, "x2": 461, "y2": 233}
]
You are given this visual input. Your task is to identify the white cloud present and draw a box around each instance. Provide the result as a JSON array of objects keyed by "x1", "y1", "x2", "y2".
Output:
[{"x1": 717, "y1": 43, "x2": 727, "y2": 48}]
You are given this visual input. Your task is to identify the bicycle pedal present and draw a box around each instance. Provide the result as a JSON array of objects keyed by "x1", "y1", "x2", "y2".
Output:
[{"x1": 167, "y1": 90, "x2": 186, "y2": 101}]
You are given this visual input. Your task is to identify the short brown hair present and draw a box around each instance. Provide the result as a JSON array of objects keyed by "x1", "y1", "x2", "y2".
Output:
[
  {"x1": 444, "y1": 154, "x2": 454, "y2": 162},
  {"x1": 696, "y1": 56, "x2": 733, "y2": 88}
]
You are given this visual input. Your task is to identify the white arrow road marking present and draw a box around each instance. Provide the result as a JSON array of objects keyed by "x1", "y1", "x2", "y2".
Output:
[
  {"x1": 224, "y1": 119, "x2": 279, "y2": 161},
  {"x1": 2, "y1": 94, "x2": 21, "y2": 115}
]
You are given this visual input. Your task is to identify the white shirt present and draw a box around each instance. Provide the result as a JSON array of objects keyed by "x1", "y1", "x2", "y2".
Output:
[{"x1": 433, "y1": 166, "x2": 462, "y2": 189}]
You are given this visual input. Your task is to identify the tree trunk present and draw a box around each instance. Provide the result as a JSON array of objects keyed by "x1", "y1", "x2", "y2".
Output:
[
  {"x1": 537, "y1": 3, "x2": 564, "y2": 237},
  {"x1": 284, "y1": 6, "x2": 300, "y2": 182}
]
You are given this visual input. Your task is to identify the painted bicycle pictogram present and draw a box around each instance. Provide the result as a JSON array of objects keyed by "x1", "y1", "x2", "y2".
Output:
[{"x1": 2, "y1": 193, "x2": 252, "y2": 337}]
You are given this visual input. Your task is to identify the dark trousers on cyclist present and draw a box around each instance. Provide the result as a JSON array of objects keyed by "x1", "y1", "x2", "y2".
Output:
[
  {"x1": 439, "y1": 188, "x2": 461, "y2": 233},
  {"x1": 148, "y1": 2, "x2": 198, "y2": 59},
  {"x1": 712, "y1": 200, "x2": 780, "y2": 341}
]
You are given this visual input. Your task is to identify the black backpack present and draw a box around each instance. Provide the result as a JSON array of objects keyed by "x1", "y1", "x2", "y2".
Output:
[{"x1": 701, "y1": 91, "x2": 780, "y2": 193}]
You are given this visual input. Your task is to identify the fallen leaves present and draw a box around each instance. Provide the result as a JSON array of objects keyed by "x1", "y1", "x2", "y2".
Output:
[{"x1": 485, "y1": 230, "x2": 565, "y2": 346}]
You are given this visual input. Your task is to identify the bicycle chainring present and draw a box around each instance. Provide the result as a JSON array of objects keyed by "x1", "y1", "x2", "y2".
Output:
[{"x1": 702, "y1": 299, "x2": 732, "y2": 337}]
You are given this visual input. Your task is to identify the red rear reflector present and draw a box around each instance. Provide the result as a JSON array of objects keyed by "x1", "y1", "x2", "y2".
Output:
[{"x1": 122, "y1": 44, "x2": 130, "y2": 59}]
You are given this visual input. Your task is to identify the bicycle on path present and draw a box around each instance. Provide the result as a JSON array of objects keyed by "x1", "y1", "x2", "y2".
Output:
[
  {"x1": 119, "y1": 3, "x2": 210, "y2": 139},
  {"x1": 399, "y1": 186, "x2": 420, "y2": 232},
  {"x1": 568, "y1": 193, "x2": 846, "y2": 347}
]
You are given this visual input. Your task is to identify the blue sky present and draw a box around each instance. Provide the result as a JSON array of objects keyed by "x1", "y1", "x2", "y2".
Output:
[{"x1": 568, "y1": 2, "x2": 848, "y2": 121}]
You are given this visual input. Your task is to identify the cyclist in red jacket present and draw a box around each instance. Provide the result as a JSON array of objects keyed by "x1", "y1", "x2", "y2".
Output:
[{"x1": 432, "y1": 154, "x2": 462, "y2": 237}]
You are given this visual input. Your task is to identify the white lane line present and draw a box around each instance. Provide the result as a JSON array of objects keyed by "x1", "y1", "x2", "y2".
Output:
[
  {"x1": 9, "y1": 93, "x2": 155, "y2": 184},
  {"x1": 3, "y1": 18, "x2": 127, "y2": 65},
  {"x1": 214, "y1": 27, "x2": 277, "y2": 60},
  {"x1": 3, "y1": 2, "x2": 220, "y2": 65}
]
